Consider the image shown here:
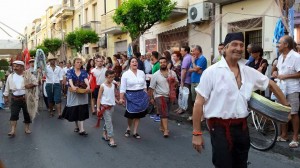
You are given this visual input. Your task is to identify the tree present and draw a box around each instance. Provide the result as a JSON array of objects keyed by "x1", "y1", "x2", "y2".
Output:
[
  {"x1": 43, "y1": 38, "x2": 62, "y2": 56},
  {"x1": 0, "y1": 59, "x2": 9, "y2": 71},
  {"x1": 29, "y1": 50, "x2": 36, "y2": 57},
  {"x1": 113, "y1": 0, "x2": 176, "y2": 45},
  {"x1": 65, "y1": 28, "x2": 99, "y2": 53}
]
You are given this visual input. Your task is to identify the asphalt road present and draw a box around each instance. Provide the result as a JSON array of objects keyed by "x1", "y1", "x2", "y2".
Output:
[{"x1": 0, "y1": 103, "x2": 300, "y2": 168}]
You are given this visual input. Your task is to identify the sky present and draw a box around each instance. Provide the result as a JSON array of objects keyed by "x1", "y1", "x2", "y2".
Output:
[{"x1": 0, "y1": 0, "x2": 60, "y2": 39}]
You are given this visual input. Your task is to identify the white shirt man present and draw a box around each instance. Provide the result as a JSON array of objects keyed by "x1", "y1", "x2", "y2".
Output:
[
  {"x1": 273, "y1": 35, "x2": 300, "y2": 147},
  {"x1": 192, "y1": 32, "x2": 289, "y2": 168}
]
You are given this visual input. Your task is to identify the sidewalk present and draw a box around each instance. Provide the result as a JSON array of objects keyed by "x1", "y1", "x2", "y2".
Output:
[{"x1": 167, "y1": 105, "x2": 300, "y2": 159}]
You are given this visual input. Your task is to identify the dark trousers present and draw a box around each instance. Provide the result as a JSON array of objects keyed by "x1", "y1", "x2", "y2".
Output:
[
  {"x1": 10, "y1": 98, "x2": 31, "y2": 123},
  {"x1": 208, "y1": 119, "x2": 250, "y2": 168}
]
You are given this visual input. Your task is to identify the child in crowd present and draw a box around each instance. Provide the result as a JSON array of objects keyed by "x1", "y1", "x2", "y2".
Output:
[{"x1": 96, "y1": 70, "x2": 117, "y2": 147}]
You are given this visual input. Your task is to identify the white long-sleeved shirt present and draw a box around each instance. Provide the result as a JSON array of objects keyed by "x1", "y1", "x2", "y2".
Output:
[
  {"x1": 45, "y1": 65, "x2": 64, "y2": 84},
  {"x1": 120, "y1": 69, "x2": 146, "y2": 93}
]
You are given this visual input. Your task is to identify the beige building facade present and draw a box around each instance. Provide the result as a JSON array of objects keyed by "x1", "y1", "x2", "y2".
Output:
[{"x1": 25, "y1": 0, "x2": 284, "y2": 65}]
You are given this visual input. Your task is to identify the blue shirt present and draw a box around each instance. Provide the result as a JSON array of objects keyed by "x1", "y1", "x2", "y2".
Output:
[
  {"x1": 66, "y1": 69, "x2": 88, "y2": 87},
  {"x1": 246, "y1": 55, "x2": 254, "y2": 65},
  {"x1": 190, "y1": 55, "x2": 207, "y2": 83}
]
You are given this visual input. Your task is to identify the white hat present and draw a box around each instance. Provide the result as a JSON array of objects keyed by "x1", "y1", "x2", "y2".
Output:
[{"x1": 13, "y1": 60, "x2": 24, "y2": 66}]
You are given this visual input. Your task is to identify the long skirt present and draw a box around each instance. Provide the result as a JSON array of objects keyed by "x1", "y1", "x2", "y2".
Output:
[{"x1": 62, "y1": 91, "x2": 89, "y2": 121}]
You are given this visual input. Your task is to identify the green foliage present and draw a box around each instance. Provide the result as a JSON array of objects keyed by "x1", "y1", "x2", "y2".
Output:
[
  {"x1": 65, "y1": 28, "x2": 99, "y2": 53},
  {"x1": 0, "y1": 59, "x2": 9, "y2": 71},
  {"x1": 113, "y1": 0, "x2": 176, "y2": 41},
  {"x1": 29, "y1": 49, "x2": 36, "y2": 57},
  {"x1": 43, "y1": 38, "x2": 62, "y2": 55}
]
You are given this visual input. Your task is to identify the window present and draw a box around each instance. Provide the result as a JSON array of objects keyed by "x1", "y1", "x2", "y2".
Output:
[
  {"x1": 245, "y1": 30, "x2": 262, "y2": 59},
  {"x1": 79, "y1": 14, "x2": 81, "y2": 26},
  {"x1": 85, "y1": 47, "x2": 89, "y2": 54},
  {"x1": 85, "y1": 8, "x2": 88, "y2": 24},
  {"x1": 93, "y1": 3, "x2": 97, "y2": 21},
  {"x1": 246, "y1": 30, "x2": 262, "y2": 46},
  {"x1": 228, "y1": 18, "x2": 262, "y2": 59}
]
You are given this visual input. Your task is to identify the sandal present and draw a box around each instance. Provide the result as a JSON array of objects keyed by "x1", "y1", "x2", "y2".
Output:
[
  {"x1": 74, "y1": 128, "x2": 79, "y2": 132},
  {"x1": 8, "y1": 131, "x2": 15, "y2": 137},
  {"x1": 25, "y1": 130, "x2": 32, "y2": 134},
  {"x1": 102, "y1": 137, "x2": 109, "y2": 141},
  {"x1": 289, "y1": 141, "x2": 299, "y2": 148},
  {"x1": 176, "y1": 109, "x2": 185, "y2": 114},
  {"x1": 276, "y1": 136, "x2": 289, "y2": 142},
  {"x1": 108, "y1": 143, "x2": 117, "y2": 147},
  {"x1": 124, "y1": 130, "x2": 130, "y2": 137},
  {"x1": 133, "y1": 133, "x2": 141, "y2": 139},
  {"x1": 79, "y1": 131, "x2": 88, "y2": 136}
]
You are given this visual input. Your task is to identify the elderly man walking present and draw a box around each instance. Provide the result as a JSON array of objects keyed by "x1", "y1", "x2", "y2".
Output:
[
  {"x1": 3, "y1": 60, "x2": 38, "y2": 137},
  {"x1": 273, "y1": 35, "x2": 300, "y2": 148},
  {"x1": 192, "y1": 32, "x2": 289, "y2": 168}
]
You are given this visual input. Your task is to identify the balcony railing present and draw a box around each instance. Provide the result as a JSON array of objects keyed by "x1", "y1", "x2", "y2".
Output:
[
  {"x1": 54, "y1": 4, "x2": 75, "y2": 19},
  {"x1": 101, "y1": 10, "x2": 122, "y2": 34},
  {"x1": 81, "y1": 21, "x2": 101, "y2": 34}
]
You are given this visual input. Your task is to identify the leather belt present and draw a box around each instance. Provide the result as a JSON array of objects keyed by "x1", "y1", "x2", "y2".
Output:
[{"x1": 12, "y1": 95, "x2": 25, "y2": 100}]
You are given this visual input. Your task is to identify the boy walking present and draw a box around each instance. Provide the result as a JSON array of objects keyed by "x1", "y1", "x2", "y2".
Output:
[{"x1": 96, "y1": 70, "x2": 117, "y2": 147}]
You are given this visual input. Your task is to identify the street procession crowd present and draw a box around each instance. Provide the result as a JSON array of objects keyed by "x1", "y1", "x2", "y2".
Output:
[{"x1": 2, "y1": 32, "x2": 300, "y2": 167}]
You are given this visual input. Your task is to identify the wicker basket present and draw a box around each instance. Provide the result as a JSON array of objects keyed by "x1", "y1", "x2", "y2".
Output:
[
  {"x1": 248, "y1": 92, "x2": 291, "y2": 123},
  {"x1": 68, "y1": 88, "x2": 89, "y2": 94}
]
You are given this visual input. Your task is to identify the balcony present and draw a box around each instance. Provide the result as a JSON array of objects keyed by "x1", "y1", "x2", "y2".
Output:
[
  {"x1": 101, "y1": 10, "x2": 122, "y2": 34},
  {"x1": 54, "y1": 5, "x2": 75, "y2": 19},
  {"x1": 169, "y1": 0, "x2": 188, "y2": 18},
  {"x1": 205, "y1": 0, "x2": 244, "y2": 5},
  {"x1": 81, "y1": 21, "x2": 101, "y2": 34}
]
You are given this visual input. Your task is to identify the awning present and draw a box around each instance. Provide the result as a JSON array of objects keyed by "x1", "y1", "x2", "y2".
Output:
[
  {"x1": 0, "y1": 39, "x2": 22, "y2": 55},
  {"x1": 155, "y1": 19, "x2": 188, "y2": 34}
]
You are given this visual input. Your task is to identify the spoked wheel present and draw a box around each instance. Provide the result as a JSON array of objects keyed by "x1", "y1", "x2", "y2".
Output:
[{"x1": 247, "y1": 111, "x2": 278, "y2": 151}]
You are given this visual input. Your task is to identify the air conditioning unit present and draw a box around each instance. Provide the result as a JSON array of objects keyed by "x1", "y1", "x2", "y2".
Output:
[{"x1": 188, "y1": 2, "x2": 212, "y2": 24}]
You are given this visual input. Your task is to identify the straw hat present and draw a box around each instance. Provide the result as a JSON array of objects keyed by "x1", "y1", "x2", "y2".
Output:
[
  {"x1": 29, "y1": 58, "x2": 35, "y2": 62},
  {"x1": 47, "y1": 53, "x2": 57, "y2": 60}
]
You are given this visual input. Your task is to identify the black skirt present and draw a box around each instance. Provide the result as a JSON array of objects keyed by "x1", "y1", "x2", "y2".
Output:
[
  {"x1": 124, "y1": 110, "x2": 147, "y2": 119},
  {"x1": 62, "y1": 104, "x2": 89, "y2": 122}
]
